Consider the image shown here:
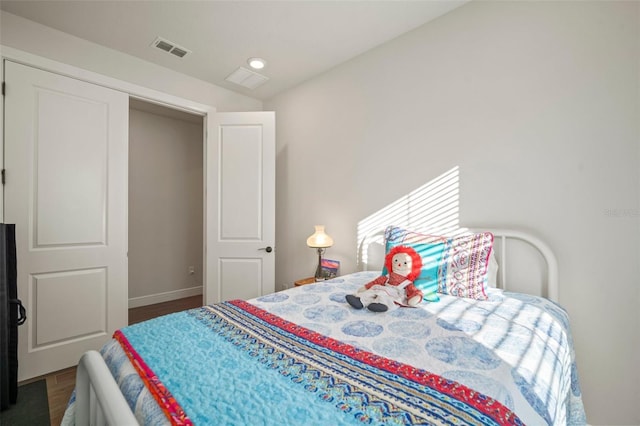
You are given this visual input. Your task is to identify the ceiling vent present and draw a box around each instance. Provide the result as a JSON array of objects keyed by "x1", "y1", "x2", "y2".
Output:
[
  {"x1": 151, "y1": 37, "x2": 191, "y2": 59},
  {"x1": 225, "y1": 67, "x2": 269, "y2": 90}
]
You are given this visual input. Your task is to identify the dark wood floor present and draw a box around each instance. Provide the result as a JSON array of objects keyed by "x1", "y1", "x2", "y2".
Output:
[
  {"x1": 128, "y1": 295, "x2": 202, "y2": 325},
  {"x1": 31, "y1": 295, "x2": 203, "y2": 425}
]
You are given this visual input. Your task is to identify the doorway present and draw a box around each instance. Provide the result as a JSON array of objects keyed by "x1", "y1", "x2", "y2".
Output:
[
  {"x1": 128, "y1": 99, "x2": 204, "y2": 319},
  {"x1": 3, "y1": 57, "x2": 275, "y2": 381}
]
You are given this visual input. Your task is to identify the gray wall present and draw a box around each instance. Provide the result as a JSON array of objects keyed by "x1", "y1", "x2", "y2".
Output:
[
  {"x1": 266, "y1": 1, "x2": 640, "y2": 425},
  {"x1": 128, "y1": 106, "x2": 203, "y2": 304}
]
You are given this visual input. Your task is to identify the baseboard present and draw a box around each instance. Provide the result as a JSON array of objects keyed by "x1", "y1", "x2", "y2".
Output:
[{"x1": 128, "y1": 285, "x2": 203, "y2": 308}]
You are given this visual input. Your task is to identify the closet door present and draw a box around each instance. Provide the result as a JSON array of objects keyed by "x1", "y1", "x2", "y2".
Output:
[
  {"x1": 3, "y1": 61, "x2": 128, "y2": 380},
  {"x1": 206, "y1": 112, "x2": 275, "y2": 303}
]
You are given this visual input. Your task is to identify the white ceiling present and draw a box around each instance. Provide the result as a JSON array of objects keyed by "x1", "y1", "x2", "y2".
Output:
[{"x1": 0, "y1": 0, "x2": 467, "y2": 101}]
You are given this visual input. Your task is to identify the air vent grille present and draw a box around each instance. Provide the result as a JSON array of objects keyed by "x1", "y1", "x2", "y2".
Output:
[
  {"x1": 225, "y1": 67, "x2": 269, "y2": 90},
  {"x1": 151, "y1": 37, "x2": 191, "y2": 59},
  {"x1": 171, "y1": 47, "x2": 189, "y2": 58}
]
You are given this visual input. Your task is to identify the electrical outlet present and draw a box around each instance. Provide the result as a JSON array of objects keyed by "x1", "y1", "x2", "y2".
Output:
[{"x1": 188, "y1": 266, "x2": 195, "y2": 275}]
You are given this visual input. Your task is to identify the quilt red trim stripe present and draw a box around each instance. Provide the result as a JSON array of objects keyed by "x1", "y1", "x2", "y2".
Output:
[
  {"x1": 230, "y1": 299, "x2": 522, "y2": 426},
  {"x1": 114, "y1": 330, "x2": 193, "y2": 426}
]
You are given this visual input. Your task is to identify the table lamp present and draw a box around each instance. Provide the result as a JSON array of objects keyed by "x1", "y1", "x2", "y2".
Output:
[{"x1": 306, "y1": 225, "x2": 333, "y2": 281}]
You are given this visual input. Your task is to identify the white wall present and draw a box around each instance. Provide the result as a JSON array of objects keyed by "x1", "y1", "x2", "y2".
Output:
[
  {"x1": 128, "y1": 106, "x2": 203, "y2": 305},
  {"x1": 266, "y1": 1, "x2": 640, "y2": 425},
  {"x1": 0, "y1": 11, "x2": 262, "y2": 112}
]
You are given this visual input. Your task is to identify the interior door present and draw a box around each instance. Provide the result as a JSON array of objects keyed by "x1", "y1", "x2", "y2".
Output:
[
  {"x1": 3, "y1": 61, "x2": 128, "y2": 380},
  {"x1": 205, "y1": 112, "x2": 275, "y2": 303}
]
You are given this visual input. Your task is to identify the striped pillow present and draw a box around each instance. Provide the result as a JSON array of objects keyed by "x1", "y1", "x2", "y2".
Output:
[
  {"x1": 383, "y1": 227, "x2": 494, "y2": 301},
  {"x1": 438, "y1": 231, "x2": 494, "y2": 300}
]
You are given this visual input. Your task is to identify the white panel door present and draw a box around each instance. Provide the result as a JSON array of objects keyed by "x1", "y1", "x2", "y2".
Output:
[
  {"x1": 206, "y1": 112, "x2": 275, "y2": 303},
  {"x1": 3, "y1": 61, "x2": 128, "y2": 380}
]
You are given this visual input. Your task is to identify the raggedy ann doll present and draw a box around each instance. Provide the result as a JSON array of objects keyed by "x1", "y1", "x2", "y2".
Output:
[{"x1": 346, "y1": 245, "x2": 423, "y2": 312}]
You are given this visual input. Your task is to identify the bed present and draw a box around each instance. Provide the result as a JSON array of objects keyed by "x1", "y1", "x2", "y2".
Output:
[{"x1": 61, "y1": 227, "x2": 586, "y2": 425}]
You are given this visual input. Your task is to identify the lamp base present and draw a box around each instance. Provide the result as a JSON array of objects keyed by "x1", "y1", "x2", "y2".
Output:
[{"x1": 314, "y1": 247, "x2": 326, "y2": 281}]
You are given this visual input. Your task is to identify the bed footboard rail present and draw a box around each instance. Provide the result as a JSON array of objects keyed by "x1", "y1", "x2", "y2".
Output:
[{"x1": 76, "y1": 350, "x2": 139, "y2": 425}]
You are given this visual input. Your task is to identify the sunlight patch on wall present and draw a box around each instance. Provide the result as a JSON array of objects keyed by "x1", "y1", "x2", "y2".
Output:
[{"x1": 357, "y1": 166, "x2": 460, "y2": 270}]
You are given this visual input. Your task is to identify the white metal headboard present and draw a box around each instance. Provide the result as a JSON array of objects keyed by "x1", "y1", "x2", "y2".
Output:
[
  {"x1": 485, "y1": 228, "x2": 558, "y2": 302},
  {"x1": 357, "y1": 227, "x2": 559, "y2": 302}
]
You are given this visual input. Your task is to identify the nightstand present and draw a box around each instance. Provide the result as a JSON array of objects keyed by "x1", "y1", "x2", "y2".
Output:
[{"x1": 294, "y1": 277, "x2": 316, "y2": 287}]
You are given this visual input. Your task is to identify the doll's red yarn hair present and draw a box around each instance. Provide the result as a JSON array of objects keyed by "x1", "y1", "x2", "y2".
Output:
[{"x1": 385, "y1": 245, "x2": 422, "y2": 282}]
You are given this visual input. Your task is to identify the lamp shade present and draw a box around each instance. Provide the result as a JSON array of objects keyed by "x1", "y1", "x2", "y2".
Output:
[{"x1": 306, "y1": 225, "x2": 333, "y2": 248}]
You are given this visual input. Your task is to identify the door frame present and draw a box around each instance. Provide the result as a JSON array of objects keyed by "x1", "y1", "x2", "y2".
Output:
[{"x1": 1, "y1": 46, "x2": 217, "y2": 304}]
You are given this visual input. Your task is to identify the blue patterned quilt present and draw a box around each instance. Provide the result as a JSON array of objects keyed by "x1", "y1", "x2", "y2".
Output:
[{"x1": 62, "y1": 271, "x2": 586, "y2": 425}]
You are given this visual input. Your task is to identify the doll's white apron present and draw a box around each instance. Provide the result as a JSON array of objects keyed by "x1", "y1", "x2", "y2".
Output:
[{"x1": 358, "y1": 279, "x2": 412, "y2": 311}]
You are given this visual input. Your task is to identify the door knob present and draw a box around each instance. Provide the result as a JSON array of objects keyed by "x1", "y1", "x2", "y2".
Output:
[{"x1": 259, "y1": 246, "x2": 273, "y2": 253}]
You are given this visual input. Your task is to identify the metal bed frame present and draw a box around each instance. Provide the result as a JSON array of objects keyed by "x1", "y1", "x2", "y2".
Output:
[{"x1": 357, "y1": 227, "x2": 558, "y2": 302}]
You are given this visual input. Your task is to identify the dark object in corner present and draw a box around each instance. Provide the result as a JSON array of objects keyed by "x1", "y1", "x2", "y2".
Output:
[
  {"x1": 1, "y1": 224, "x2": 27, "y2": 410},
  {"x1": 0, "y1": 379, "x2": 50, "y2": 425}
]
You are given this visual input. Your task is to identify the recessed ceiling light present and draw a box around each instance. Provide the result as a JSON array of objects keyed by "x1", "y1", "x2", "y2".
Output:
[{"x1": 247, "y1": 58, "x2": 266, "y2": 70}]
